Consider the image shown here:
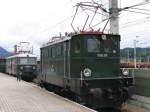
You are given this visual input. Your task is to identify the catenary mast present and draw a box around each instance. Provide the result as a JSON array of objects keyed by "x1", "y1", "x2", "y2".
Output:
[
  {"x1": 72, "y1": 0, "x2": 119, "y2": 34},
  {"x1": 109, "y1": 0, "x2": 119, "y2": 34}
]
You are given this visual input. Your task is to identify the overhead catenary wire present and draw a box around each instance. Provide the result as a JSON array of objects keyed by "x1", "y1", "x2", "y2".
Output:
[
  {"x1": 130, "y1": 7, "x2": 150, "y2": 12},
  {"x1": 120, "y1": 17, "x2": 150, "y2": 28},
  {"x1": 119, "y1": 1, "x2": 150, "y2": 11},
  {"x1": 123, "y1": 9, "x2": 150, "y2": 16},
  {"x1": 120, "y1": 18, "x2": 150, "y2": 29},
  {"x1": 118, "y1": 1, "x2": 150, "y2": 29},
  {"x1": 38, "y1": 1, "x2": 150, "y2": 34},
  {"x1": 41, "y1": 15, "x2": 75, "y2": 33}
]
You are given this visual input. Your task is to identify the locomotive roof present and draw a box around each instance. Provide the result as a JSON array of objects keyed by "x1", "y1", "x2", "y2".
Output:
[
  {"x1": 41, "y1": 36, "x2": 71, "y2": 48},
  {"x1": 7, "y1": 53, "x2": 37, "y2": 59},
  {"x1": 41, "y1": 31, "x2": 120, "y2": 48}
]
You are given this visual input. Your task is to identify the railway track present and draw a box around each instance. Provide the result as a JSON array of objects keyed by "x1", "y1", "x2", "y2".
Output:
[{"x1": 28, "y1": 77, "x2": 150, "y2": 112}]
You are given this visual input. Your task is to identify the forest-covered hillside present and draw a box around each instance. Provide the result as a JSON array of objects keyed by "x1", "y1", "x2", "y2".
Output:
[{"x1": 120, "y1": 47, "x2": 150, "y2": 62}]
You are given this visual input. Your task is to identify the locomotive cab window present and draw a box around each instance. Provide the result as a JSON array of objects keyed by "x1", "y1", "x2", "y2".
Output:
[
  {"x1": 103, "y1": 38, "x2": 113, "y2": 53},
  {"x1": 87, "y1": 35, "x2": 118, "y2": 53},
  {"x1": 56, "y1": 45, "x2": 62, "y2": 56},
  {"x1": 28, "y1": 58, "x2": 36, "y2": 64},
  {"x1": 19, "y1": 58, "x2": 36, "y2": 65},
  {"x1": 87, "y1": 38, "x2": 100, "y2": 53},
  {"x1": 48, "y1": 48, "x2": 51, "y2": 57},
  {"x1": 102, "y1": 36, "x2": 119, "y2": 54},
  {"x1": 74, "y1": 39, "x2": 81, "y2": 53},
  {"x1": 52, "y1": 47, "x2": 56, "y2": 58}
]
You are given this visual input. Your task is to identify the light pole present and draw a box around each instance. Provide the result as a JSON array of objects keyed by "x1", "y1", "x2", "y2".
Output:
[
  {"x1": 139, "y1": 42, "x2": 149, "y2": 63},
  {"x1": 134, "y1": 36, "x2": 139, "y2": 68},
  {"x1": 139, "y1": 42, "x2": 147, "y2": 63},
  {"x1": 109, "y1": 0, "x2": 119, "y2": 34},
  {"x1": 127, "y1": 49, "x2": 130, "y2": 63},
  {"x1": 134, "y1": 40, "x2": 137, "y2": 68}
]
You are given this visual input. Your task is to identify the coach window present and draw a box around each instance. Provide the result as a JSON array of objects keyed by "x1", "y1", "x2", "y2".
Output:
[
  {"x1": 52, "y1": 47, "x2": 56, "y2": 58},
  {"x1": 74, "y1": 39, "x2": 81, "y2": 53}
]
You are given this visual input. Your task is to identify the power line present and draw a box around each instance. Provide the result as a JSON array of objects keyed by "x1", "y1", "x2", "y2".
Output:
[
  {"x1": 123, "y1": 9, "x2": 150, "y2": 16},
  {"x1": 40, "y1": 10, "x2": 84, "y2": 33},
  {"x1": 41, "y1": 16, "x2": 73, "y2": 32},
  {"x1": 36, "y1": 1, "x2": 150, "y2": 34},
  {"x1": 120, "y1": 17, "x2": 150, "y2": 28},
  {"x1": 130, "y1": 7, "x2": 150, "y2": 12},
  {"x1": 120, "y1": 1, "x2": 150, "y2": 11},
  {"x1": 120, "y1": 20, "x2": 150, "y2": 29}
]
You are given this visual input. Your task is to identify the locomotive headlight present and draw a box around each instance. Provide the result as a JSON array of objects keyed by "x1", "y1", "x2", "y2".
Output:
[
  {"x1": 19, "y1": 72, "x2": 22, "y2": 75},
  {"x1": 32, "y1": 66, "x2": 36, "y2": 69},
  {"x1": 20, "y1": 66, "x2": 23, "y2": 70},
  {"x1": 83, "y1": 68, "x2": 92, "y2": 77},
  {"x1": 122, "y1": 69, "x2": 129, "y2": 76}
]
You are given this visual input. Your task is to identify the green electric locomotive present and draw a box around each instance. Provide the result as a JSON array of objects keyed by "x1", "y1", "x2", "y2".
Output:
[
  {"x1": 6, "y1": 53, "x2": 37, "y2": 81},
  {"x1": 39, "y1": 31, "x2": 134, "y2": 110}
]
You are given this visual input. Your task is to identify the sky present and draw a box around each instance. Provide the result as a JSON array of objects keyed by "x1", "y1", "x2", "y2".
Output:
[{"x1": 0, "y1": 0, "x2": 150, "y2": 56}]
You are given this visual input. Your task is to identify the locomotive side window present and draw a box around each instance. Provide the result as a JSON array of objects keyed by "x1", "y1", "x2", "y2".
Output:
[
  {"x1": 43, "y1": 49, "x2": 47, "y2": 58},
  {"x1": 46, "y1": 48, "x2": 48, "y2": 58},
  {"x1": 74, "y1": 40, "x2": 81, "y2": 53},
  {"x1": 48, "y1": 48, "x2": 51, "y2": 57},
  {"x1": 52, "y1": 47, "x2": 56, "y2": 58},
  {"x1": 56, "y1": 45, "x2": 62, "y2": 56},
  {"x1": 87, "y1": 38, "x2": 100, "y2": 53}
]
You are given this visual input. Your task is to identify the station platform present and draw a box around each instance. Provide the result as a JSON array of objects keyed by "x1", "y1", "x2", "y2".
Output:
[{"x1": 0, "y1": 73, "x2": 96, "y2": 112}]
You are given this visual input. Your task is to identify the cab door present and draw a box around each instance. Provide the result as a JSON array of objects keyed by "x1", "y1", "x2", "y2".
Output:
[{"x1": 64, "y1": 40, "x2": 70, "y2": 78}]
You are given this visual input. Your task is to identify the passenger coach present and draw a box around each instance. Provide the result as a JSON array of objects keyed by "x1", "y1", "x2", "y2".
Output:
[{"x1": 0, "y1": 58, "x2": 6, "y2": 73}]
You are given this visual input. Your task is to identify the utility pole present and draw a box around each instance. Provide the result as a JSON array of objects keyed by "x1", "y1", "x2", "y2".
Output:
[
  {"x1": 109, "y1": 0, "x2": 119, "y2": 34},
  {"x1": 134, "y1": 40, "x2": 137, "y2": 68},
  {"x1": 127, "y1": 49, "x2": 130, "y2": 63},
  {"x1": 134, "y1": 37, "x2": 140, "y2": 68},
  {"x1": 73, "y1": 0, "x2": 120, "y2": 33}
]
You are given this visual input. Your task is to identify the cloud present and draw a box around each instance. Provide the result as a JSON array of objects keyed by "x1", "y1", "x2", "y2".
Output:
[{"x1": 0, "y1": 0, "x2": 150, "y2": 56}]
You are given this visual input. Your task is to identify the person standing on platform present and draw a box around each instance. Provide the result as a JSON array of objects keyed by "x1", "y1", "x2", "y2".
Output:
[{"x1": 17, "y1": 72, "x2": 22, "y2": 81}]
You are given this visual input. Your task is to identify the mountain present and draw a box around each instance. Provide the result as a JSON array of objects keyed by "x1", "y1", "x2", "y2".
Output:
[
  {"x1": 0, "y1": 46, "x2": 11, "y2": 58},
  {"x1": 120, "y1": 47, "x2": 150, "y2": 62}
]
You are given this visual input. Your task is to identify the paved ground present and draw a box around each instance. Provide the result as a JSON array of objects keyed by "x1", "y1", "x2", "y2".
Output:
[
  {"x1": 122, "y1": 103, "x2": 150, "y2": 112},
  {"x1": 0, "y1": 73, "x2": 96, "y2": 112},
  {"x1": 121, "y1": 95, "x2": 150, "y2": 112}
]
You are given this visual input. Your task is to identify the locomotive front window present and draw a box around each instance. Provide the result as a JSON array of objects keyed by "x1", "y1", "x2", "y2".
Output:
[
  {"x1": 19, "y1": 58, "x2": 36, "y2": 65},
  {"x1": 87, "y1": 35, "x2": 118, "y2": 53},
  {"x1": 103, "y1": 37, "x2": 118, "y2": 53},
  {"x1": 87, "y1": 38, "x2": 100, "y2": 53},
  {"x1": 20, "y1": 58, "x2": 28, "y2": 64},
  {"x1": 28, "y1": 58, "x2": 36, "y2": 64},
  {"x1": 103, "y1": 39, "x2": 114, "y2": 53}
]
